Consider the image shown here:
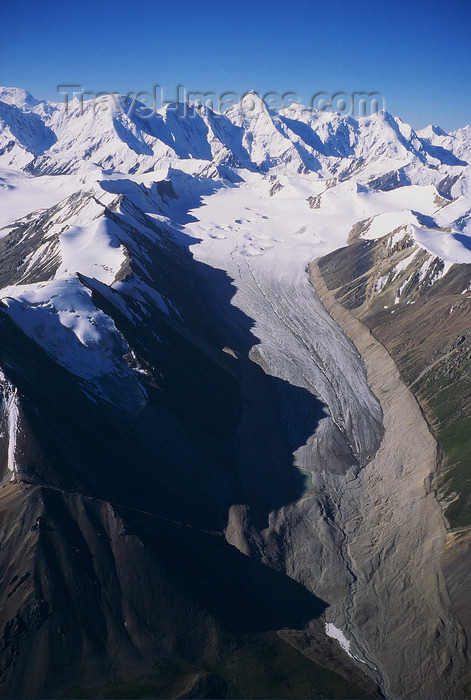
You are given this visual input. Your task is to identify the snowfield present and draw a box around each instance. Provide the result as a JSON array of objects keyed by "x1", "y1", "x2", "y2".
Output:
[{"x1": 0, "y1": 85, "x2": 470, "y2": 425}]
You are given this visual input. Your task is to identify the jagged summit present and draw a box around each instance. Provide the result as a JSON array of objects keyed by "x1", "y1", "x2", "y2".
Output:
[
  {"x1": 0, "y1": 86, "x2": 40, "y2": 108},
  {"x1": 1, "y1": 86, "x2": 469, "y2": 177},
  {"x1": 417, "y1": 123, "x2": 449, "y2": 138}
]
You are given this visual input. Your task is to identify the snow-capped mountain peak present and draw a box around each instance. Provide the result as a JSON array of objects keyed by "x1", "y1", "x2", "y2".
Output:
[{"x1": 0, "y1": 86, "x2": 470, "y2": 412}]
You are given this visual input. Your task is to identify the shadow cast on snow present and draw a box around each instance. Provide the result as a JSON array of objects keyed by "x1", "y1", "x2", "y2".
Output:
[{"x1": 0, "y1": 170, "x2": 330, "y2": 634}]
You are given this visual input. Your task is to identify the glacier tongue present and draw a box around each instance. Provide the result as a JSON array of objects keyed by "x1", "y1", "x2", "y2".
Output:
[
  {"x1": 180, "y1": 171, "x2": 387, "y2": 675},
  {"x1": 183, "y1": 174, "x2": 384, "y2": 467},
  {"x1": 177, "y1": 169, "x2": 469, "y2": 697}
]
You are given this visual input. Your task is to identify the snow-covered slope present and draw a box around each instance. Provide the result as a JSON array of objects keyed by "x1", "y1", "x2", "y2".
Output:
[{"x1": 2, "y1": 87, "x2": 468, "y2": 412}]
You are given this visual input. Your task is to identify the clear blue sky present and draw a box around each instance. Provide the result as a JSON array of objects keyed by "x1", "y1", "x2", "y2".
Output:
[{"x1": 2, "y1": 0, "x2": 470, "y2": 130}]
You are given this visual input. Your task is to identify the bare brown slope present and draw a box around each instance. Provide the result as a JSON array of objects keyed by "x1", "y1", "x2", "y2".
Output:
[
  {"x1": 317, "y1": 237, "x2": 471, "y2": 527},
  {"x1": 311, "y1": 259, "x2": 470, "y2": 699},
  {"x1": 0, "y1": 479, "x2": 379, "y2": 699},
  {"x1": 316, "y1": 237, "x2": 471, "y2": 672}
]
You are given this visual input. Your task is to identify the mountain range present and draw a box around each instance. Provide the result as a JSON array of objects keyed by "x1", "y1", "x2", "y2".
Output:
[{"x1": 0, "y1": 86, "x2": 470, "y2": 699}]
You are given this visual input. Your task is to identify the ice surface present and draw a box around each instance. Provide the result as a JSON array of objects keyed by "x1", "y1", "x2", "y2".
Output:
[{"x1": 325, "y1": 623, "x2": 353, "y2": 657}]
